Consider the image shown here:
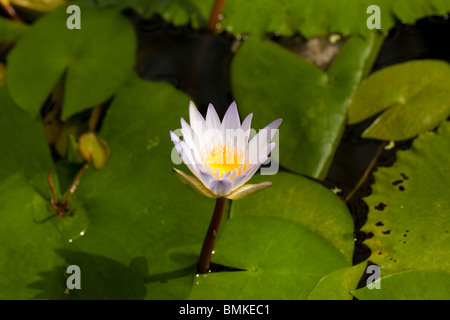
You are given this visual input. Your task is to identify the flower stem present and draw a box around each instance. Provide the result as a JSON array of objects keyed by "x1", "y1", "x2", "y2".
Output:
[
  {"x1": 1, "y1": 0, "x2": 23, "y2": 22},
  {"x1": 197, "y1": 197, "x2": 227, "y2": 274},
  {"x1": 64, "y1": 162, "x2": 88, "y2": 203},
  {"x1": 205, "y1": 0, "x2": 226, "y2": 34}
]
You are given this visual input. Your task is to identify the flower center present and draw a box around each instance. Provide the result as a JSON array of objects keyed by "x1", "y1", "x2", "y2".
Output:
[{"x1": 203, "y1": 143, "x2": 246, "y2": 179}]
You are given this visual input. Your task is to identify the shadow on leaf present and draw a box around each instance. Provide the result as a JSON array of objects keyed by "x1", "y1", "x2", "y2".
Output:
[{"x1": 27, "y1": 249, "x2": 195, "y2": 300}]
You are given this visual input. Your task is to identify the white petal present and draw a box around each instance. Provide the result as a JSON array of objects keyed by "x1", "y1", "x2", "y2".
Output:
[
  {"x1": 189, "y1": 101, "x2": 206, "y2": 138},
  {"x1": 170, "y1": 130, "x2": 182, "y2": 152},
  {"x1": 172, "y1": 168, "x2": 216, "y2": 198},
  {"x1": 221, "y1": 101, "x2": 240, "y2": 131},
  {"x1": 170, "y1": 131, "x2": 201, "y2": 178},
  {"x1": 261, "y1": 142, "x2": 276, "y2": 160},
  {"x1": 227, "y1": 182, "x2": 272, "y2": 200},
  {"x1": 265, "y1": 118, "x2": 283, "y2": 134},
  {"x1": 196, "y1": 164, "x2": 218, "y2": 189},
  {"x1": 209, "y1": 179, "x2": 233, "y2": 197},
  {"x1": 204, "y1": 104, "x2": 224, "y2": 147},
  {"x1": 221, "y1": 170, "x2": 232, "y2": 181},
  {"x1": 230, "y1": 163, "x2": 261, "y2": 191},
  {"x1": 248, "y1": 119, "x2": 281, "y2": 165},
  {"x1": 249, "y1": 118, "x2": 282, "y2": 145},
  {"x1": 205, "y1": 103, "x2": 221, "y2": 130},
  {"x1": 241, "y1": 113, "x2": 253, "y2": 133},
  {"x1": 181, "y1": 117, "x2": 202, "y2": 160}
]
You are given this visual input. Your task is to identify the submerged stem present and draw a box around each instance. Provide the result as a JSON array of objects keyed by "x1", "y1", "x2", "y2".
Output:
[
  {"x1": 344, "y1": 141, "x2": 386, "y2": 203},
  {"x1": 197, "y1": 197, "x2": 227, "y2": 274}
]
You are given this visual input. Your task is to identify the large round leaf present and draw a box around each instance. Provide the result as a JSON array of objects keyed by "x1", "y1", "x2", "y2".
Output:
[
  {"x1": 352, "y1": 270, "x2": 450, "y2": 300},
  {"x1": 231, "y1": 35, "x2": 382, "y2": 179},
  {"x1": 189, "y1": 171, "x2": 356, "y2": 299},
  {"x1": 0, "y1": 16, "x2": 28, "y2": 43},
  {"x1": 0, "y1": 174, "x2": 67, "y2": 299},
  {"x1": 0, "y1": 72, "x2": 212, "y2": 299},
  {"x1": 347, "y1": 60, "x2": 450, "y2": 140},
  {"x1": 306, "y1": 263, "x2": 367, "y2": 300},
  {"x1": 362, "y1": 121, "x2": 450, "y2": 275},
  {"x1": 0, "y1": 86, "x2": 87, "y2": 299},
  {"x1": 0, "y1": 87, "x2": 53, "y2": 195},
  {"x1": 230, "y1": 172, "x2": 354, "y2": 263},
  {"x1": 189, "y1": 216, "x2": 350, "y2": 299},
  {"x1": 6, "y1": 1, "x2": 136, "y2": 120}
]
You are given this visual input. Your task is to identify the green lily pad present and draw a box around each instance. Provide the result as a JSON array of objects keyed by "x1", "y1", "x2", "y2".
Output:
[
  {"x1": 0, "y1": 16, "x2": 28, "y2": 43},
  {"x1": 0, "y1": 87, "x2": 53, "y2": 195},
  {"x1": 189, "y1": 216, "x2": 350, "y2": 299},
  {"x1": 189, "y1": 171, "x2": 355, "y2": 299},
  {"x1": 0, "y1": 174, "x2": 68, "y2": 299},
  {"x1": 306, "y1": 263, "x2": 367, "y2": 300},
  {"x1": 231, "y1": 35, "x2": 382, "y2": 179},
  {"x1": 230, "y1": 172, "x2": 354, "y2": 263},
  {"x1": 21, "y1": 72, "x2": 357, "y2": 300},
  {"x1": 55, "y1": 73, "x2": 215, "y2": 299},
  {"x1": 351, "y1": 270, "x2": 450, "y2": 300},
  {"x1": 0, "y1": 71, "x2": 211, "y2": 299},
  {"x1": 6, "y1": 1, "x2": 136, "y2": 120},
  {"x1": 347, "y1": 60, "x2": 450, "y2": 140},
  {"x1": 0, "y1": 87, "x2": 89, "y2": 299},
  {"x1": 115, "y1": 0, "x2": 450, "y2": 38},
  {"x1": 362, "y1": 121, "x2": 450, "y2": 275},
  {"x1": 133, "y1": 0, "x2": 212, "y2": 28}
]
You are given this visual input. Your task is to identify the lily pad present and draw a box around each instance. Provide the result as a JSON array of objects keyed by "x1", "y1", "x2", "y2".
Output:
[
  {"x1": 6, "y1": 1, "x2": 136, "y2": 120},
  {"x1": 306, "y1": 263, "x2": 367, "y2": 300},
  {"x1": 118, "y1": 0, "x2": 450, "y2": 38},
  {"x1": 57, "y1": 73, "x2": 215, "y2": 299},
  {"x1": 362, "y1": 121, "x2": 450, "y2": 275},
  {"x1": 347, "y1": 60, "x2": 450, "y2": 140},
  {"x1": 0, "y1": 16, "x2": 28, "y2": 43},
  {"x1": 231, "y1": 34, "x2": 382, "y2": 178},
  {"x1": 221, "y1": 0, "x2": 450, "y2": 38},
  {"x1": 351, "y1": 270, "x2": 450, "y2": 300},
  {"x1": 189, "y1": 171, "x2": 355, "y2": 299},
  {"x1": 0, "y1": 87, "x2": 53, "y2": 195},
  {"x1": 230, "y1": 172, "x2": 355, "y2": 263},
  {"x1": 0, "y1": 87, "x2": 89, "y2": 299},
  {"x1": 0, "y1": 174, "x2": 67, "y2": 299},
  {"x1": 189, "y1": 216, "x2": 350, "y2": 299}
]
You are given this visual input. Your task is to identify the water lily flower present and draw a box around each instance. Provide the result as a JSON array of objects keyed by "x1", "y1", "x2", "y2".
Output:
[{"x1": 170, "y1": 101, "x2": 281, "y2": 199}]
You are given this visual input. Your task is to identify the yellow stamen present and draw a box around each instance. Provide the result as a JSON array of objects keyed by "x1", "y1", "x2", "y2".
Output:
[{"x1": 203, "y1": 143, "x2": 247, "y2": 179}]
